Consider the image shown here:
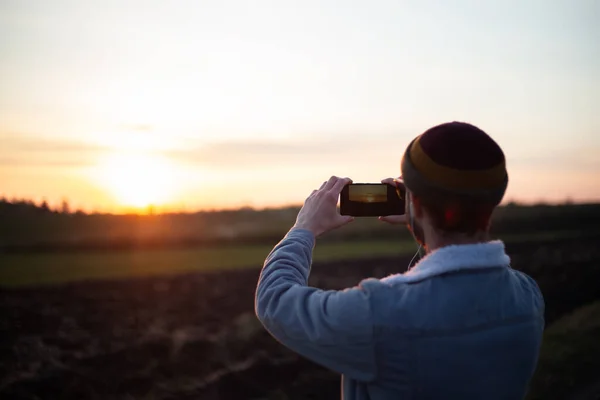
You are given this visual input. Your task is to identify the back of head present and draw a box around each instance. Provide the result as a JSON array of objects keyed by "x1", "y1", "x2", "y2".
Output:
[{"x1": 401, "y1": 121, "x2": 508, "y2": 235}]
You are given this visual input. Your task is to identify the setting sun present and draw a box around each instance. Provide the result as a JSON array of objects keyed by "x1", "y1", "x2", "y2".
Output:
[{"x1": 96, "y1": 152, "x2": 179, "y2": 209}]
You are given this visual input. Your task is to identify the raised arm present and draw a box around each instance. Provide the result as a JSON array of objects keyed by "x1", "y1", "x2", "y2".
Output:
[{"x1": 255, "y1": 227, "x2": 377, "y2": 381}]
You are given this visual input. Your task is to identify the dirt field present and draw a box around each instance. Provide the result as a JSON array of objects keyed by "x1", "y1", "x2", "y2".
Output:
[{"x1": 1, "y1": 236, "x2": 599, "y2": 400}]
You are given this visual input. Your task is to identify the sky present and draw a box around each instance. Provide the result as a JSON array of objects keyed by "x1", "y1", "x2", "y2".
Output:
[{"x1": 1, "y1": 0, "x2": 599, "y2": 212}]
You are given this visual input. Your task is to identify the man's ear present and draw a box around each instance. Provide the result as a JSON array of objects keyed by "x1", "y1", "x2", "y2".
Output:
[{"x1": 412, "y1": 195, "x2": 424, "y2": 218}]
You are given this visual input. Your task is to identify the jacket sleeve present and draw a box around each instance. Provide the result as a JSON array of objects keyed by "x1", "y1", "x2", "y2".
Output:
[{"x1": 255, "y1": 228, "x2": 377, "y2": 382}]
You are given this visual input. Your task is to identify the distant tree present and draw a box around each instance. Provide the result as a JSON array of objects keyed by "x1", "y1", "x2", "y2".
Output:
[
  {"x1": 564, "y1": 197, "x2": 574, "y2": 205},
  {"x1": 40, "y1": 199, "x2": 50, "y2": 212},
  {"x1": 61, "y1": 198, "x2": 71, "y2": 214}
]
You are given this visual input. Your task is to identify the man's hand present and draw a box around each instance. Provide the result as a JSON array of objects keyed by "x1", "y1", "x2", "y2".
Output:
[
  {"x1": 378, "y1": 177, "x2": 408, "y2": 225},
  {"x1": 293, "y1": 176, "x2": 354, "y2": 237}
]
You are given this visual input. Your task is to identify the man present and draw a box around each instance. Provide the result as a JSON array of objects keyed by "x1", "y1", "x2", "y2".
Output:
[{"x1": 255, "y1": 122, "x2": 545, "y2": 399}]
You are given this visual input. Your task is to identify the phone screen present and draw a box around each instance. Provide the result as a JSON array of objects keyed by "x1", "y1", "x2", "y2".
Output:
[
  {"x1": 340, "y1": 183, "x2": 405, "y2": 217},
  {"x1": 348, "y1": 184, "x2": 388, "y2": 203}
]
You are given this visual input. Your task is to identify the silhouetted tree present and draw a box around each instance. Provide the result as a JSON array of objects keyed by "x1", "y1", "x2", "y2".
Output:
[
  {"x1": 61, "y1": 198, "x2": 71, "y2": 214},
  {"x1": 40, "y1": 199, "x2": 50, "y2": 212}
]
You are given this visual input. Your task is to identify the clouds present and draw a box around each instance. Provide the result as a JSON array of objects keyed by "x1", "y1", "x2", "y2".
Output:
[
  {"x1": 0, "y1": 157, "x2": 95, "y2": 168},
  {"x1": 167, "y1": 133, "x2": 408, "y2": 170},
  {"x1": 0, "y1": 130, "x2": 410, "y2": 172},
  {"x1": 0, "y1": 135, "x2": 109, "y2": 168},
  {"x1": 1, "y1": 135, "x2": 108, "y2": 153},
  {"x1": 508, "y1": 146, "x2": 600, "y2": 173},
  {"x1": 3, "y1": 131, "x2": 598, "y2": 180},
  {"x1": 169, "y1": 139, "x2": 332, "y2": 167}
]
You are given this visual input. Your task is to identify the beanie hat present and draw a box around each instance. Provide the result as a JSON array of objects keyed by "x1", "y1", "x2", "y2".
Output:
[{"x1": 401, "y1": 121, "x2": 508, "y2": 206}]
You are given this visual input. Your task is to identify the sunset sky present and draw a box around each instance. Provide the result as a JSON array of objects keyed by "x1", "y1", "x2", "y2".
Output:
[{"x1": 1, "y1": 0, "x2": 598, "y2": 213}]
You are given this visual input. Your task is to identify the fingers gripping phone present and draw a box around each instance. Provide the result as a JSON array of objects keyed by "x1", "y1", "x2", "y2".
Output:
[{"x1": 340, "y1": 183, "x2": 406, "y2": 217}]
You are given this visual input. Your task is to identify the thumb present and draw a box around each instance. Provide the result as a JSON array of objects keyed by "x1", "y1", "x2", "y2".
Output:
[
  {"x1": 379, "y1": 215, "x2": 407, "y2": 225},
  {"x1": 337, "y1": 215, "x2": 355, "y2": 227}
]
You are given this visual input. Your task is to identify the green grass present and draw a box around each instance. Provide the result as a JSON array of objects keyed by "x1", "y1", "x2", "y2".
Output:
[
  {"x1": 527, "y1": 301, "x2": 600, "y2": 400},
  {"x1": 0, "y1": 240, "x2": 416, "y2": 288},
  {"x1": 0, "y1": 229, "x2": 592, "y2": 288}
]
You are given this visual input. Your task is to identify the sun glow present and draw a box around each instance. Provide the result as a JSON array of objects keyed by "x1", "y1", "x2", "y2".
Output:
[{"x1": 97, "y1": 152, "x2": 179, "y2": 210}]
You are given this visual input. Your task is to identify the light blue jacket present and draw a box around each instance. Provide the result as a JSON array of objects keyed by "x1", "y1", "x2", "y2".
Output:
[{"x1": 255, "y1": 228, "x2": 545, "y2": 399}]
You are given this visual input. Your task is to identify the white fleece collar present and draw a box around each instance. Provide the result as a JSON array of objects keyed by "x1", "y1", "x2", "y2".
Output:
[{"x1": 381, "y1": 240, "x2": 510, "y2": 284}]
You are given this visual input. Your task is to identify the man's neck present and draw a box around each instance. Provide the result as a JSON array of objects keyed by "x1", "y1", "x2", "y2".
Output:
[{"x1": 424, "y1": 230, "x2": 490, "y2": 253}]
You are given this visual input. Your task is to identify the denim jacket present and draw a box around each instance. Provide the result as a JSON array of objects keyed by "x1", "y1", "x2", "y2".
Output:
[{"x1": 255, "y1": 228, "x2": 545, "y2": 399}]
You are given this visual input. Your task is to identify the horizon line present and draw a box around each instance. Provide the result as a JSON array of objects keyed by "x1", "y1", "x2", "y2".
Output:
[{"x1": 2, "y1": 197, "x2": 599, "y2": 216}]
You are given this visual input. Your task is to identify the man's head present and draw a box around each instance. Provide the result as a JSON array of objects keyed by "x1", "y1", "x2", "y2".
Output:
[{"x1": 401, "y1": 122, "x2": 508, "y2": 248}]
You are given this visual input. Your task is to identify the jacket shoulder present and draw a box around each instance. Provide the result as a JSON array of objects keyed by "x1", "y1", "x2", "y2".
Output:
[
  {"x1": 356, "y1": 268, "x2": 545, "y2": 332},
  {"x1": 508, "y1": 269, "x2": 545, "y2": 314}
]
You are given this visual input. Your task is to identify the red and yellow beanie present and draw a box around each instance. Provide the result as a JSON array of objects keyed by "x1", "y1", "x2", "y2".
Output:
[{"x1": 401, "y1": 122, "x2": 508, "y2": 206}]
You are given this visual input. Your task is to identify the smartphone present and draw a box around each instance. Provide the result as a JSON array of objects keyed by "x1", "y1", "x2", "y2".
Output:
[{"x1": 340, "y1": 183, "x2": 406, "y2": 217}]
